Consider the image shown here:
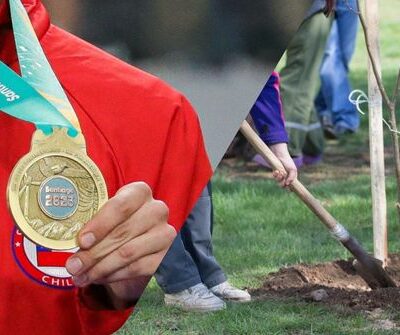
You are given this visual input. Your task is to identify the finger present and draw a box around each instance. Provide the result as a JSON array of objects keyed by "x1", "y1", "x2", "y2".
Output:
[
  {"x1": 278, "y1": 172, "x2": 287, "y2": 188},
  {"x1": 72, "y1": 224, "x2": 176, "y2": 287},
  {"x1": 285, "y1": 168, "x2": 297, "y2": 186},
  {"x1": 272, "y1": 170, "x2": 282, "y2": 180},
  {"x1": 95, "y1": 251, "x2": 167, "y2": 284},
  {"x1": 273, "y1": 170, "x2": 286, "y2": 185},
  {"x1": 78, "y1": 182, "x2": 153, "y2": 249},
  {"x1": 66, "y1": 200, "x2": 169, "y2": 276}
]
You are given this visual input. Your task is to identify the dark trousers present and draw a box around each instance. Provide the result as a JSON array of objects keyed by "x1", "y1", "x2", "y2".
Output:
[{"x1": 155, "y1": 184, "x2": 227, "y2": 294}]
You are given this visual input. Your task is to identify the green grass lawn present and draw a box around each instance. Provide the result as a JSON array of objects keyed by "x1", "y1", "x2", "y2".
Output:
[{"x1": 119, "y1": 1, "x2": 400, "y2": 334}]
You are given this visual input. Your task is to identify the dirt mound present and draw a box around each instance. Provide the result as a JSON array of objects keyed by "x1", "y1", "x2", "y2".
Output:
[{"x1": 252, "y1": 255, "x2": 400, "y2": 311}]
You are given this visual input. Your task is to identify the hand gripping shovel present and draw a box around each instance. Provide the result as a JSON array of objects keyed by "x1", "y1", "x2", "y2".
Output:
[{"x1": 240, "y1": 121, "x2": 396, "y2": 289}]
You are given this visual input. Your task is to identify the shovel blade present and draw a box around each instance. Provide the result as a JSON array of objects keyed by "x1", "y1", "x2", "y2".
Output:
[
  {"x1": 353, "y1": 258, "x2": 397, "y2": 289},
  {"x1": 343, "y1": 237, "x2": 397, "y2": 289}
]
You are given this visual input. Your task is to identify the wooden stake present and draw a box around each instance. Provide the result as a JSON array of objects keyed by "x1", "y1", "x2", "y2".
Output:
[{"x1": 365, "y1": 0, "x2": 388, "y2": 265}]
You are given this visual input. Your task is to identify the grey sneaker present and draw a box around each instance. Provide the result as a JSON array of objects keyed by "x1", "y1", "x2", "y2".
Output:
[
  {"x1": 210, "y1": 281, "x2": 251, "y2": 302},
  {"x1": 164, "y1": 283, "x2": 226, "y2": 312}
]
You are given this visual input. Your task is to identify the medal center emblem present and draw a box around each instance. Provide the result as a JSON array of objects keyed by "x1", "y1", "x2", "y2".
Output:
[{"x1": 38, "y1": 176, "x2": 79, "y2": 220}]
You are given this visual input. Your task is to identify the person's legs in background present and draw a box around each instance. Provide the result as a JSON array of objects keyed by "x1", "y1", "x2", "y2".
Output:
[
  {"x1": 155, "y1": 184, "x2": 250, "y2": 312},
  {"x1": 181, "y1": 184, "x2": 250, "y2": 302},
  {"x1": 315, "y1": 21, "x2": 339, "y2": 139},
  {"x1": 303, "y1": 104, "x2": 325, "y2": 165},
  {"x1": 155, "y1": 225, "x2": 226, "y2": 312},
  {"x1": 280, "y1": 12, "x2": 332, "y2": 162},
  {"x1": 180, "y1": 183, "x2": 227, "y2": 289},
  {"x1": 333, "y1": 0, "x2": 359, "y2": 133},
  {"x1": 317, "y1": 0, "x2": 359, "y2": 136},
  {"x1": 155, "y1": 235, "x2": 203, "y2": 294}
]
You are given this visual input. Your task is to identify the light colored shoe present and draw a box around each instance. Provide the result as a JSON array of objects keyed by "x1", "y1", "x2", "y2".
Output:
[
  {"x1": 210, "y1": 281, "x2": 251, "y2": 302},
  {"x1": 164, "y1": 283, "x2": 226, "y2": 312}
]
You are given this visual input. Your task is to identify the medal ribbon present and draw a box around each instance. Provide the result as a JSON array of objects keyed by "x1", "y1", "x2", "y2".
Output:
[{"x1": 0, "y1": 0, "x2": 80, "y2": 136}]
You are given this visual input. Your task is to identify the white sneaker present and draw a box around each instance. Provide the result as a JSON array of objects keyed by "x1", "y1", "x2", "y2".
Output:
[
  {"x1": 164, "y1": 283, "x2": 226, "y2": 312},
  {"x1": 210, "y1": 281, "x2": 251, "y2": 302}
]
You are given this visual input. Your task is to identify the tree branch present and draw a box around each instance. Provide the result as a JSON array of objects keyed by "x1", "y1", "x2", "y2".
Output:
[
  {"x1": 392, "y1": 69, "x2": 400, "y2": 111},
  {"x1": 356, "y1": 0, "x2": 393, "y2": 111}
]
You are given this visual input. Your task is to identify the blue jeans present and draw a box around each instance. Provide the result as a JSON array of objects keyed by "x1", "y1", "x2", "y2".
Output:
[
  {"x1": 316, "y1": 0, "x2": 359, "y2": 131},
  {"x1": 155, "y1": 184, "x2": 227, "y2": 294}
]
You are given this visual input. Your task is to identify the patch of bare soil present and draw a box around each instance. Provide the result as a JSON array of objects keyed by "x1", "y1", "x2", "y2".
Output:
[{"x1": 251, "y1": 254, "x2": 400, "y2": 311}]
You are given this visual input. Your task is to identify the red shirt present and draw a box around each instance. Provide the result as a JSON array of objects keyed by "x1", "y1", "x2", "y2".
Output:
[{"x1": 0, "y1": 1, "x2": 212, "y2": 334}]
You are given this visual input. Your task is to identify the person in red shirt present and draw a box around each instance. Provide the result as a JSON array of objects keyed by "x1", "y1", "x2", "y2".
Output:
[{"x1": 0, "y1": 0, "x2": 212, "y2": 334}]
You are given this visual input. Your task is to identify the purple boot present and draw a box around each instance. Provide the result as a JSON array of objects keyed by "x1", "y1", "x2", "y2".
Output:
[{"x1": 303, "y1": 154, "x2": 323, "y2": 166}]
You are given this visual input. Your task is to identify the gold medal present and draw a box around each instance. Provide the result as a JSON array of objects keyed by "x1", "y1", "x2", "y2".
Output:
[
  {"x1": 5, "y1": 1, "x2": 108, "y2": 250},
  {"x1": 7, "y1": 128, "x2": 108, "y2": 250}
]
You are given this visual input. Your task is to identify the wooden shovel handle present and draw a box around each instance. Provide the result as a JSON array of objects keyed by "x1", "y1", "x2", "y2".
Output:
[{"x1": 240, "y1": 121, "x2": 339, "y2": 233}]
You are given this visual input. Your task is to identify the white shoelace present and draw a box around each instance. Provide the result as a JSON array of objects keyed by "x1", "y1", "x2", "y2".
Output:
[
  {"x1": 349, "y1": 89, "x2": 400, "y2": 135},
  {"x1": 188, "y1": 284, "x2": 212, "y2": 298}
]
